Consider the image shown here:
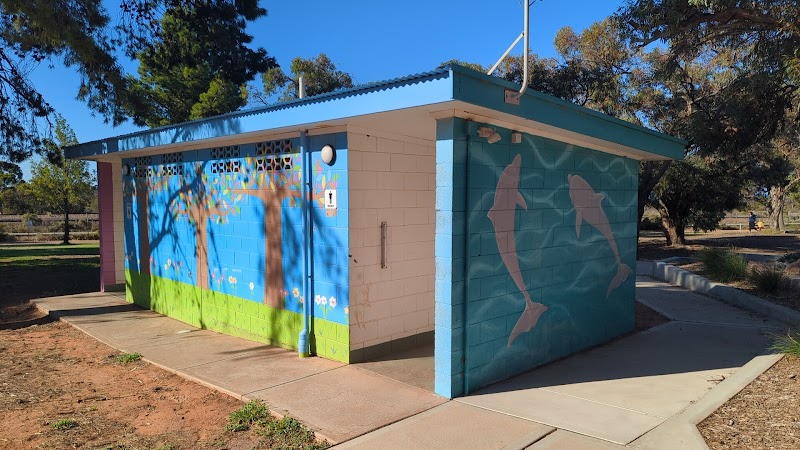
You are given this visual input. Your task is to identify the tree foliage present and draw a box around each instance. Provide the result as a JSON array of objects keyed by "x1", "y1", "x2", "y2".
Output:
[
  {"x1": 0, "y1": 0, "x2": 128, "y2": 163},
  {"x1": 261, "y1": 53, "x2": 353, "y2": 103},
  {"x1": 0, "y1": 161, "x2": 21, "y2": 190},
  {"x1": 123, "y1": 1, "x2": 275, "y2": 127},
  {"x1": 27, "y1": 116, "x2": 95, "y2": 243},
  {"x1": 0, "y1": 0, "x2": 275, "y2": 165},
  {"x1": 618, "y1": 0, "x2": 800, "y2": 233}
]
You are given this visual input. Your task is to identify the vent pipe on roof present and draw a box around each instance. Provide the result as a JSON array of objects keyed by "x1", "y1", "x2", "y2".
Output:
[
  {"x1": 298, "y1": 76, "x2": 306, "y2": 99},
  {"x1": 487, "y1": 0, "x2": 531, "y2": 104}
]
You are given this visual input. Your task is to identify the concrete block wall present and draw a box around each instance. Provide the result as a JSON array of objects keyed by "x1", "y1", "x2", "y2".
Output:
[
  {"x1": 434, "y1": 118, "x2": 468, "y2": 398},
  {"x1": 435, "y1": 118, "x2": 639, "y2": 398},
  {"x1": 98, "y1": 160, "x2": 125, "y2": 290},
  {"x1": 348, "y1": 130, "x2": 437, "y2": 355}
]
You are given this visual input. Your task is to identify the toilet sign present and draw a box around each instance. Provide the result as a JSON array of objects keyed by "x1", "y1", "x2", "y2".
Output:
[{"x1": 324, "y1": 189, "x2": 337, "y2": 210}]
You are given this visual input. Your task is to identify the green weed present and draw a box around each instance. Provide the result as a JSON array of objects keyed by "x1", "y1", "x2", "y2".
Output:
[
  {"x1": 114, "y1": 353, "x2": 142, "y2": 364},
  {"x1": 224, "y1": 401, "x2": 328, "y2": 448},
  {"x1": 257, "y1": 416, "x2": 328, "y2": 449},
  {"x1": 697, "y1": 247, "x2": 748, "y2": 283},
  {"x1": 749, "y1": 266, "x2": 786, "y2": 293},
  {"x1": 52, "y1": 418, "x2": 78, "y2": 431},
  {"x1": 772, "y1": 331, "x2": 800, "y2": 356},
  {"x1": 225, "y1": 399, "x2": 270, "y2": 432}
]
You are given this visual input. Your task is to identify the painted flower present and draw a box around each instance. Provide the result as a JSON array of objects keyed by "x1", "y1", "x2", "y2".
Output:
[
  {"x1": 320, "y1": 296, "x2": 327, "y2": 306},
  {"x1": 344, "y1": 307, "x2": 349, "y2": 315},
  {"x1": 164, "y1": 263, "x2": 169, "y2": 270},
  {"x1": 228, "y1": 276, "x2": 237, "y2": 285},
  {"x1": 293, "y1": 287, "x2": 300, "y2": 298},
  {"x1": 299, "y1": 296, "x2": 304, "y2": 304},
  {"x1": 314, "y1": 295, "x2": 321, "y2": 305},
  {"x1": 249, "y1": 282, "x2": 255, "y2": 291},
  {"x1": 329, "y1": 297, "x2": 337, "y2": 308},
  {"x1": 167, "y1": 258, "x2": 172, "y2": 266}
]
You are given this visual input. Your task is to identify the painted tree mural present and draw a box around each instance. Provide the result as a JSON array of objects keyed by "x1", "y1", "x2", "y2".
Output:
[
  {"x1": 170, "y1": 162, "x2": 239, "y2": 289},
  {"x1": 124, "y1": 158, "x2": 170, "y2": 276},
  {"x1": 229, "y1": 148, "x2": 302, "y2": 308},
  {"x1": 312, "y1": 159, "x2": 340, "y2": 215}
]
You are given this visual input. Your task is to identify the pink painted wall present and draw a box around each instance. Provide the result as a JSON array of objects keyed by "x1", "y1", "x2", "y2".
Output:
[{"x1": 97, "y1": 162, "x2": 117, "y2": 291}]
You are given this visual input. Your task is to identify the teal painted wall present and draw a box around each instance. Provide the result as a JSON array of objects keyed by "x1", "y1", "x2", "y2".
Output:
[{"x1": 435, "y1": 118, "x2": 638, "y2": 397}]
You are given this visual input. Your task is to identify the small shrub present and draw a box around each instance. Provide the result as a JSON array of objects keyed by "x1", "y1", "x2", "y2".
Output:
[
  {"x1": 639, "y1": 213, "x2": 661, "y2": 231},
  {"x1": 114, "y1": 352, "x2": 142, "y2": 364},
  {"x1": 52, "y1": 418, "x2": 78, "y2": 430},
  {"x1": 21, "y1": 213, "x2": 43, "y2": 227},
  {"x1": 48, "y1": 221, "x2": 65, "y2": 233},
  {"x1": 0, "y1": 224, "x2": 9, "y2": 242},
  {"x1": 74, "y1": 231, "x2": 99, "y2": 241},
  {"x1": 698, "y1": 247, "x2": 749, "y2": 283},
  {"x1": 226, "y1": 399, "x2": 270, "y2": 432},
  {"x1": 258, "y1": 416, "x2": 327, "y2": 449},
  {"x1": 779, "y1": 251, "x2": 800, "y2": 264},
  {"x1": 772, "y1": 331, "x2": 800, "y2": 356},
  {"x1": 749, "y1": 266, "x2": 786, "y2": 293}
]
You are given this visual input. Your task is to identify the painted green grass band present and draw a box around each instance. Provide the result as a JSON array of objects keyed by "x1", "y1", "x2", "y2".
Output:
[{"x1": 125, "y1": 270, "x2": 349, "y2": 362}]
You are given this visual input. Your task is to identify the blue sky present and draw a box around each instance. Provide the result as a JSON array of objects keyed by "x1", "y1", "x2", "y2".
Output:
[{"x1": 23, "y1": 0, "x2": 622, "y2": 178}]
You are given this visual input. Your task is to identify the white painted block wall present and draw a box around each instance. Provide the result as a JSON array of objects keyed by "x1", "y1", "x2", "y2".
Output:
[{"x1": 348, "y1": 131, "x2": 436, "y2": 350}]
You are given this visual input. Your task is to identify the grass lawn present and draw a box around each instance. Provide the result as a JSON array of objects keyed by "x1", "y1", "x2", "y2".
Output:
[
  {"x1": 0, "y1": 242, "x2": 100, "y2": 311},
  {"x1": 0, "y1": 242, "x2": 100, "y2": 260}
]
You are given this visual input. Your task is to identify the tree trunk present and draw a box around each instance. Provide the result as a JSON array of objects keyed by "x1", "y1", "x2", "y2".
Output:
[
  {"x1": 656, "y1": 201, "x2": 685, "y2": 246},
  {"x1": 263, "y1": 195, "x2": 285, "y2": 308},
  {"x1": 195, "y1": 212, "x2": 209, "y2": 289},
  {"x1": 63, "y1": 188, "x2": 70, "y2": 244},
  {"x1": 768, "y1": 185, "x2": 786, "y2": 231},
  {"x1": 63, "y1": 210, "x2": 70, "y2": 244},
  {"x1": 230, "y1": 187, "x2": 301, "y2": 309},
  {"x1": 637, "y1": 161, "x2": 672, "y2": 243}
]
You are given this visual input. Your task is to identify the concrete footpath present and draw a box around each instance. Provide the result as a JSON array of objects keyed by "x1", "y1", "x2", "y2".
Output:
[{"x1": 32, "y1": 273, "x2": 788, "y2": 449}]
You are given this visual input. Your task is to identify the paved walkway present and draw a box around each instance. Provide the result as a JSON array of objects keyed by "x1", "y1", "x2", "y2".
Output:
[
  {"x1": 32, "y1": 292, "x2": 445, "y2": 443},
  {"x1": 32, "y1": 273, "x2": 787, "y2": 449}
]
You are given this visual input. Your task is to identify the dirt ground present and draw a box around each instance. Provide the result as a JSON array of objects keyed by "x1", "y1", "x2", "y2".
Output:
[
  {"x1": 0, "y1": 321, "x2": 266, "y2": 450},
  {"x1": 699, "y1": 356, "x2": 800, "y2": 450},
  {"x1": 0, "y1": 242, "x2": 322, "y2": 450},
  {"x1": 641, "y1": 230, "x2": 800, "y2": 449},
  {"x1": 3, "y1": 232, "x2": 799, "y2": 449}
]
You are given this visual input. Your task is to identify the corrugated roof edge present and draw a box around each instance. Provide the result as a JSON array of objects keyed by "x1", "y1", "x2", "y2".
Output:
[
  {"x1": 66, "y1": 66, "x2": 454, "y2": 154},
  {"x1": 66, "y1": 63, "x2": 687, "y2": 157},
  {"x1": 449, "y1": 64, "x2": 689, "y2": 148}
]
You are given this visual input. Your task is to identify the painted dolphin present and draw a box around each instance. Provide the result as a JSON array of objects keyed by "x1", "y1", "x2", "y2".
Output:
[
  {"x1": 488, "y1": 155, "x2": 549, "y2": 347},
  {"x1": 568, "y1": 174, "x2": 632, "y2": 296}
]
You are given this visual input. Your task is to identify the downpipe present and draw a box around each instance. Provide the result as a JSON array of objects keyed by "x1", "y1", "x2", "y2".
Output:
[{"x1": 298, "y1": 130, "x2": 311, "y2": 357}]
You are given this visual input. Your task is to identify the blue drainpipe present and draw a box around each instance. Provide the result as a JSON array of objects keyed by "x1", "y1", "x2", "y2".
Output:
[{"x1": 298, "y1": 130, "x2": 311, "y2": 357}]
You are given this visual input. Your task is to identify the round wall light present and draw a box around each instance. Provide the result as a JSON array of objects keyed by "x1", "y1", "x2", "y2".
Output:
[
  {"x1": 122, "y1": 164, "x2": 131, "y2": 176},
  {"x1": 321, "y1": 144, "x2": 336, "y2": 165}
]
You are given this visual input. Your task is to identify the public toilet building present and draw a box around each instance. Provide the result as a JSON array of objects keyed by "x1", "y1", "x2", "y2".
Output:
[{"x1": 68, "y1": 65, "x2": 684, "y2": 398}]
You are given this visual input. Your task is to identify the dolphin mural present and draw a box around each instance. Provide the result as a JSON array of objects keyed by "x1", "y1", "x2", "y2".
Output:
[
  {"x1": 567, "y1": 174, "x2": 632, "y2": 296},
  {"x1": 488, "y1": 154, "x2": 549, "y2": 348}
]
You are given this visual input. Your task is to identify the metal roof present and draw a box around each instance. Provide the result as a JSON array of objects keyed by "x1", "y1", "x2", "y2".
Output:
[{"x1": 66, "y1": 64, "x2": 686, "y2": 161}]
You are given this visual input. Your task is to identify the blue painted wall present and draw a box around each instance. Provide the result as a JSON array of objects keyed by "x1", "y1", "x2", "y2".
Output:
[
  {"x1": 122, "y1": 132, "x2": 350, "y2": 358},
  {"x1": 435, "y1": 118, "x2": 638, "y2": 397}
]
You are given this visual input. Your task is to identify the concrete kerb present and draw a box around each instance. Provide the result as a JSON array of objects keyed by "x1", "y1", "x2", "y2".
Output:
[
  {"x1": 32, "y1": 301, "x2": 340, "y2": 446},
  {"x1": 634, "y1": 260, "x2": 791, "y2": 449},
  {"x1": 630, "y1": 353, "x2": 784, "y2": 450},
  {"x1": 641, "y1": 260, "x2": 800, "y2": 329}
]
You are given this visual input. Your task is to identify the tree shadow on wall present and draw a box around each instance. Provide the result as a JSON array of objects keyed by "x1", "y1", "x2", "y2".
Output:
[{"x1": 128, "y1": 154, "x2": 344, "y2": 350}]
